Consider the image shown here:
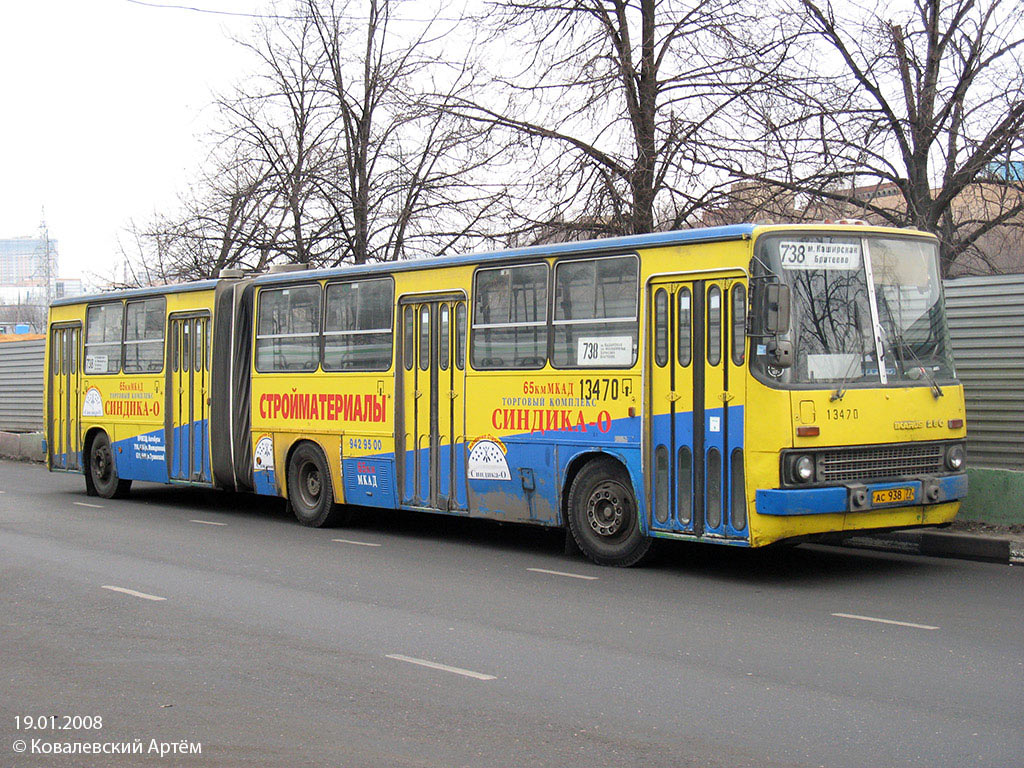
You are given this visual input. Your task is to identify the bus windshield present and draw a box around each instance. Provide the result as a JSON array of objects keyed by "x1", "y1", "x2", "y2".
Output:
[{"x1": 754, "y1": 233, "x2": 956, "y2": 387}]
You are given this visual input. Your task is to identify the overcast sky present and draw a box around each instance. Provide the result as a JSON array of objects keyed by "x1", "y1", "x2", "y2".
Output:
[{"x1": 0, "y1": 0, "x2": 261, "y2": 284}]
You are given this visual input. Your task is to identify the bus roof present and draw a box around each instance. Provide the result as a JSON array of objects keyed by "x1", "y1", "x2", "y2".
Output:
[
  {"x1": 53, "y1": 222, "x2": 935, "y2": 305},
  {"x1": 50, "y1": 279, "x2": 220, "y2": 307},
  {"x1": 249, "y1": 223, "x2": 761, "y2": 287}
]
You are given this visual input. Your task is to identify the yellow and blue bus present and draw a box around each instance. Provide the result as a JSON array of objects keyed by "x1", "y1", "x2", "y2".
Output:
[{"x1": 46, "y1": 223, "x2": 968, "y2": 565}]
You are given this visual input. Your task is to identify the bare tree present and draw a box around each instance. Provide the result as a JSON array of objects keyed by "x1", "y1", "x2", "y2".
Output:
[
  {"x1": 117, "y1": 9, "x2": 336, "y2": 285},
  {"x1": 448, "y1": 0, "x2": 788, "y2": 241},
  {"x1": 307, "y1": 0, "x2": 504, "y2": 264},
  {"x1": 215, "y1": 10, "x2": 342, "y2": 267},
  {"x1": 727, "y1": 0, "x2": 1024, "y2": 276},
  {"x1": 119, "y1": 0, "x2": 506, "y2": 285},
  {"x1": 117, "y1": 150, "x2": 285, "y2": 286}
]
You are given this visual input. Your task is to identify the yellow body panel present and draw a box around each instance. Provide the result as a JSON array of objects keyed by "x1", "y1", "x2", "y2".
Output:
[
  {"x1": 48, "y1": 222, "x2": 966, "y2": 550},
  {"x1": 46, "y1": 288, "x2": 216, "y2": 481}
]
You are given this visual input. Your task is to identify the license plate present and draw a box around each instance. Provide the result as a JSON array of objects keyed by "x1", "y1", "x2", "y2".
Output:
[{"x1": 872, "y1": 487, "x2": 915, "y2": 505}]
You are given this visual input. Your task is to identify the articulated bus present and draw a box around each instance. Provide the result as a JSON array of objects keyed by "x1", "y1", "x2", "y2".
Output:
[{"x1": 46, "y1": 224, "x2": 967, "y2": 565}]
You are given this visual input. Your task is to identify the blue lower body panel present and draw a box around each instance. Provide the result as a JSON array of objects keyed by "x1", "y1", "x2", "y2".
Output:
[
  {"x1": 756, "y1": 474, "x2": 968, "y2": 516},
  {"x1": 113, "y1": 427, "x2": 169, "y2": 483}
]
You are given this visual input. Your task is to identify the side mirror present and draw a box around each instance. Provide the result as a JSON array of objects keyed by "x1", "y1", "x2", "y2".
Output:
[{"x1": 765, "y1": 283, "x2": 791, "y2": 334}]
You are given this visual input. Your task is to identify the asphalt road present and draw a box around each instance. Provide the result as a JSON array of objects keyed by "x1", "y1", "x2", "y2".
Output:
[{"x1": 1, "y1": 459, "x2": 1021, "y2": 767}]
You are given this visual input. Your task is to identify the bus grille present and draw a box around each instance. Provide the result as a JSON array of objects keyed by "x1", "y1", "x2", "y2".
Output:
[{"x1": 818, "y1": 443, "x2": 945, "y2": 483}]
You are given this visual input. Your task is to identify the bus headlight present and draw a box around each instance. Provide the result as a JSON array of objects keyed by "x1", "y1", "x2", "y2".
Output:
[
  {"x1": 793, "y1": 455, "x2": 815, "y2": 483},
  {"x1": 945, "y1": 444, "x2": 965, "y2": 471}
]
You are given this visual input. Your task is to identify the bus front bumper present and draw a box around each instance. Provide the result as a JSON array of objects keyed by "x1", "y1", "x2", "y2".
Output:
[{"x1": 755, "y1": 473, "x2": 968, "y2": 516}]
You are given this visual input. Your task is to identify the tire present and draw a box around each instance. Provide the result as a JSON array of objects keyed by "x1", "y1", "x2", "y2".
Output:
[
  {"x1": 87, "y1": 431, "x2": 132, "y2": 499},
  {"x1": 287, "y1": 443, "x2": 347, "y2": 527},
  {"x1": 566, "y1": 457, "x2": 651, "y2": 567}
]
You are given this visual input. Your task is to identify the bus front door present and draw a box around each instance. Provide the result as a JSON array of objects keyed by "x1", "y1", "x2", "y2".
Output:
[
  {"x1": 166, "y1": 313, "x2": 211, "y2": 483},
  {"x1": 647, "y1": 276, "x2": 747, "y2": 539},
  {"x1": 48, "y1": 324, "x2": 81, "y2": 470},
  {"x1": 397, "y1": 295, "x2": 468, "y2": 512}
]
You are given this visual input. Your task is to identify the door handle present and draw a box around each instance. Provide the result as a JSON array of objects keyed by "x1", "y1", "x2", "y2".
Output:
[
  {"x1": 666, "y1": 392, "x2": 681, "y2": 402},
  {"x1": 719, "y1": 392, "x2": 735, "y2": 402}
]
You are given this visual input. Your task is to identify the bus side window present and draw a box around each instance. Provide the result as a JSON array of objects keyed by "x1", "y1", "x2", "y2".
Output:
[
  {"x1": 707, "y1": 285, "x2": 722, "y2": 367},
  {"x1": 84, "y1": 302, "x2": 123, "y2": 375},
  {"x1": 471, "y1": 264, "x2": 547, "y2": 369},
  {"x1": 195, "y1": 319, "x2": 204, "y2": 373},
  {"x1": 182, "y1": 321, "x2": 191, "y2": 372},
  {"x1": 53, "y1": 329, "x2": 61, "y2": 375},
  {"x1": 455, "y1": 302, "x2": 466, "y2": 370},
  {"x1": 419, "y1": 305, "x2": 430, "y2": 371},
  {"x1": 678, "y1": 287, "x2": 692, "y2": 366},
  {"x1": 654, "y1": 288, "x2": 669, "y2": 367},
  {"x1": 324, "y1": 279, "x2": 393, "y2": 371},
  {"x1": 731, "y1": 283, "x2": 746, "y2": 366},
  {"x1": 255, "y1": 285, "x2": 321, "y2": 372},
  {"x1": 552, "y1": 254, "x2": 638, "y2": 368},
  {"x1": 403, "y1": 306, "x2": 415, "y2": 370},
  {"x1": 171, "y1": 321, "x2": 178, "y2": 373},
  {"x1": 439, "y1": 304, "x2": 450, "y2": 371},
  {"x1": 124, "y1": 298, "x2": 166, "y2": 374}
]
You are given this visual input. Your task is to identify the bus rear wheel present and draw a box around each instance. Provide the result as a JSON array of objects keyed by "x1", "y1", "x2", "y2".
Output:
[
  {"x1": 87, "y1": 431, "x2": 132, "y2": 499},
  {"x1": 287, "y1": 443, "x2": 348, "y2": 527},
  {"x1": 566, "y1": 457, "x2": 651, "y2": 567}
]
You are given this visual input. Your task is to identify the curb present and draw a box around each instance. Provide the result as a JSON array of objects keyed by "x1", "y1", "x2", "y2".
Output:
[
  {"x1": 0, "y1": 431, "x2": 45, "y2": 463},
  {"x1": 836, "y1": 529, "x2": 1014, "y2": 565}
]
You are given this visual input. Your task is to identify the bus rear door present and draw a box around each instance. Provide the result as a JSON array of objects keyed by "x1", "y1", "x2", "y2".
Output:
[{"x1": 48, "y1": 324, "x2": 82, "y2": 470}]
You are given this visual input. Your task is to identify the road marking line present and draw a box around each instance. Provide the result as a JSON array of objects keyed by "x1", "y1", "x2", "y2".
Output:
[
  {"x1": 385, "y1": 654, "x2": 496, "y2": 681},
  {"x1": 73, "y1": 501, "x2": 104, "y2": 508},
  {"x1": 332, "y1": 538, "x2": 381, "y2": 547},
  {"x1": 102, "y1": 585, "x2": 166, "y2": 602},
  {"x1": 527, "y1": 567, "x2": 598, "y2": 581},
  {"x1": 189, "y1": 519, "x2": 227, "y2": 526},
  {"x1": 832, "y1": 612, "x2": 938, "y2": 630}
]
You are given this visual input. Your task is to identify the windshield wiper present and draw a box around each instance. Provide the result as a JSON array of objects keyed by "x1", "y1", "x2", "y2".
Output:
[
  {"x1": 874, "y1": 290, "x2": 944, "y2": 399},
  {"x1": 899, "y1": 341, "x2": 944, "y2": 398},
  {"x1": 830, "y1": 351, "x2": 862, "y2": 402},
  {"x1": 886, "y1": 326, "x2": 944, "y2": 399},
  {"x1": 831, "y1": 302, "x2": 870, "y2": 402}
]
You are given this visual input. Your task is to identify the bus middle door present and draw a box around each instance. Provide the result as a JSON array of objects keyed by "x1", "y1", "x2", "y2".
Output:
[{"x1": 397, "y1": 295, "x2": 467, "y2": 511}]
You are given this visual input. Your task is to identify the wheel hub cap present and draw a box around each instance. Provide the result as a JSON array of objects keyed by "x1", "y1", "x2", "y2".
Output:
[
  {"x1": 95, "y1": 447, "x2": 111, "y2": 480},
  {"x1": 587, "y1": 482, "x2": 625, "y2": 536},
  {"x1": 304, "y1": 467, "x2": 321, "y2": 499}
]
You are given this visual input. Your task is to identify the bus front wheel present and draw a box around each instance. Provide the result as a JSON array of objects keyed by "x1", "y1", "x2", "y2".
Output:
[
  {"x1": 87, "y1": 431, "x2": 132, "y2": 499},
  {"x1": 566, "y1": 458, "x2": 651, "y2": 567},
  {"x1": 287, "y1": 443, "x2": 348, "y2": 527}
]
